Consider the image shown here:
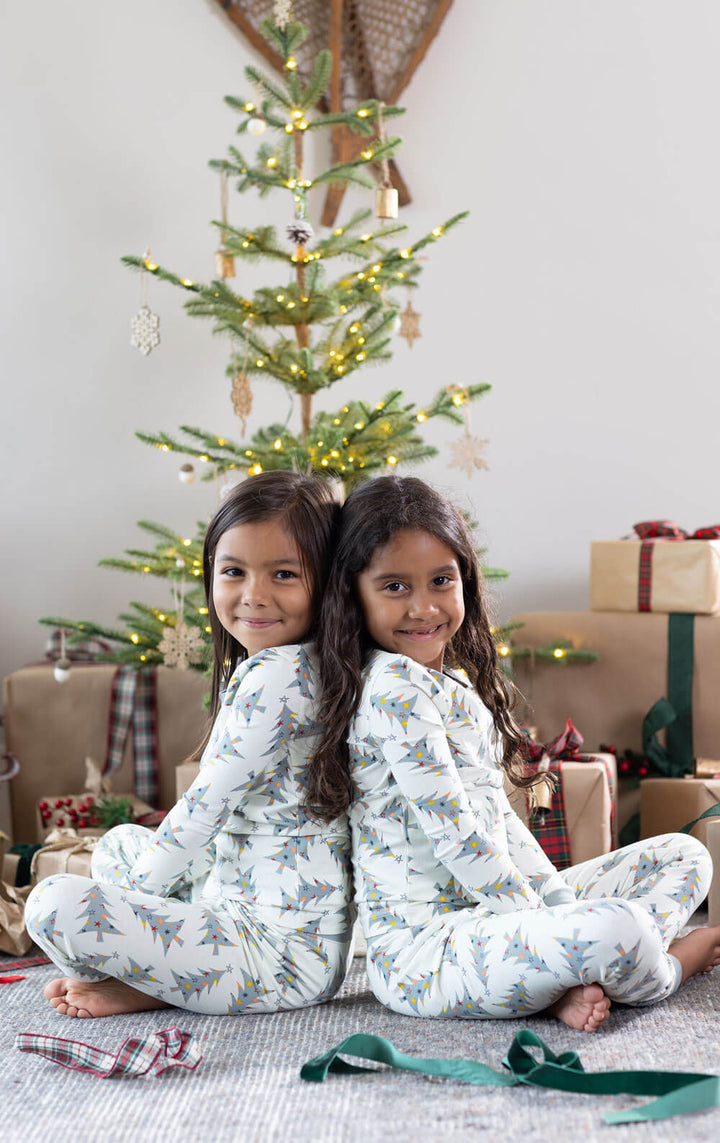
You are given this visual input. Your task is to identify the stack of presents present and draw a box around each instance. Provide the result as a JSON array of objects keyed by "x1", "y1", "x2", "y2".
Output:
[
  {"x1": 1, "y1": 519, "x2": 718, "y2": 953},
  {"x1": 512, "y1": 520, "x2": 720, "y2": 922}
]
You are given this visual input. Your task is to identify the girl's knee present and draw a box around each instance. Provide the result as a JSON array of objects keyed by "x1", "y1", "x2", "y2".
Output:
[{"x1": 25, "y1": 874, "x2": 86, "y2": 936}]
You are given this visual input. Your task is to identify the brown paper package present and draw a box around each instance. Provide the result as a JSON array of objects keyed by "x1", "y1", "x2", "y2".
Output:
[
  {"x1": 4, "y1": 665, "x2": 208, "y2": 842},
  {"x1": 640, "y1": 778, "x2": 720, "y2": 924},
  {"x1": 506, "y1": 756, "x2": 617, "y2": 866},
  {"x1": 511, "y1": 611, "x2": 720, "y2": 755},
  {"x1": 590, "y1": 540, "x2": 720, "y2": 614}
]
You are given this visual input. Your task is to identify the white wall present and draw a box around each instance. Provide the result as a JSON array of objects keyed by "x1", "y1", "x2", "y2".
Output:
[{"x1": 2, "y1": 0, "x2": 719, "y2": 689}]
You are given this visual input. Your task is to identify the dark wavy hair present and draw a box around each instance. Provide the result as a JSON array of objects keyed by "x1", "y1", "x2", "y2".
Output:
[
  {"x1": 313, "y1": 475, "x2": 531, "y2": 820},
  {"x1": 195, "y1": 471, "x2": 341, "y2": 771}
]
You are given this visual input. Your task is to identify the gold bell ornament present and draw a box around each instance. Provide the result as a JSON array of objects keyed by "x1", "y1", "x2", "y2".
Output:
[{"x1": 374, "y1": 103, "x2": 398, "y2": 220}]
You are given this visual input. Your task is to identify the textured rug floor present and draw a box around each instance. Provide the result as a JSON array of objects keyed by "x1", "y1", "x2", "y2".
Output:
[{"x1": 2, "y1": 938, "x2": 720, "y2": 1143}]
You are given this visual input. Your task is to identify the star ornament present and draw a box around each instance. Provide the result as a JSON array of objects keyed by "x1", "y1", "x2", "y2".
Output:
[
  {"x1": 447, "y1": 433, "x2": 490, "y2": 479},
  {"x1": 130, "y1": 305, "x2": 160, "y2": 356},
  {"x1": 157, "y1": 622, "x2": 205, "y2": 670},
  {"x1": 398, "y1": 299, "x2": 421, "y2": 348}
]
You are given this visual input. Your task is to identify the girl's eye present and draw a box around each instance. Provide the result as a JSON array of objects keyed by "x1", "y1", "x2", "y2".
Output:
[
  {"x1": 275, "y1": 569, "x2": 298, "y2": 580},
  {"x1": 221, "y1": 566, "x2": 244, "y2": 577},
  {"x1": 383, "y1": 581, "x2": 406, "y2": 593},
  {"x1": 433, "y1": 575, "x2": 452, "y2": 586}
]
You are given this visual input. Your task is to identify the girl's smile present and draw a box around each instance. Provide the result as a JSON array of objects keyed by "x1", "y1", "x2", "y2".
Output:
[
  {"x1": 355, "y1": 528, "x2": 465, "y2": 672},
  {"x1": 212, "y1": 518, "x2": 313, "y2": 655}
]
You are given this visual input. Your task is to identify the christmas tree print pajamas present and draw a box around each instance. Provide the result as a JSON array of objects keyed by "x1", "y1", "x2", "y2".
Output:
[
  {"x1": 349, "y1": 651, "x2": 711, "y2": 1018},
  {"x1": 25, "y1": 645, "x2": 355, "y2": 1014}
]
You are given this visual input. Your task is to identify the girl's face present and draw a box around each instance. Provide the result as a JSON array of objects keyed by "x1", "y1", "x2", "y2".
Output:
[
  {"x1": 355, "y1": 528, "x2": 465, "y2": 672},
  {"x1": 212, "y1": 517, "x2": 313, "y2": 656}
]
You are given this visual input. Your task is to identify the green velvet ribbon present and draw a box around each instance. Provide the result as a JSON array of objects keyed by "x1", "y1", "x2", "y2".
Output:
[
  {"x1": 678, "y1": 803, "x2": 720, "y2": 835},
  {"x1": 300, "y1": 1029, "x2": 720, "y2": 1124},
  {"x1": 8, "y1": 843, "x2": 43, "y2": 887},
  {"x1": 642, "y1": 613, "x2": 695, "y2": 776}
]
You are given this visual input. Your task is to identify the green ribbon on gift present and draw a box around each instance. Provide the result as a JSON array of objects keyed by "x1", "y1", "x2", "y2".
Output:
[
  {"x1": 8, "y1": 843, "x2": 43, "y2": 887},
  {"x1": 678, "y1": 803, "x2": 720, "y2": 835},
  {"x1": 300, "y1": 1028, "x2": 720, "y2": 1125},
  {"x1": 642, "y1": 613, "x2": 695, "y2": 777}
]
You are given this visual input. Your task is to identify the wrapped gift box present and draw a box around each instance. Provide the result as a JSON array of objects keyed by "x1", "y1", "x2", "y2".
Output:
[
  {"x1": 506, "y1": 755, "x2": 617, "y2": 867},
  {"x1": 176, "y1": 761, "x2": 201, "y2": 800},
  {"x1": 35, "y1": 792, "x2": 155, "y2": 842},
  {"x1": 30, "y1": 829, "x2": 99, "y2": 882},
  {"x1": 3, "y1": 664, "x2": 208, "y2": 842},
  {"x1": 511, "y1": 611, "x2": 720, "y2": 756},
  {"x1": 639, "y1": 777, "x2": 720, "y2": 842},
  {"x1": 705, "y1": 819, "x2": 720, "y2": 926},
  {"x1": 590, "y1": 539, "x2": 720, "y2": 615}
]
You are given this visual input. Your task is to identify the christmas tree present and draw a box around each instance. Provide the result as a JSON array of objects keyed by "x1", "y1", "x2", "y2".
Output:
[{"x1": 41, "y1": 15, "x2": 488, "y2": 672}]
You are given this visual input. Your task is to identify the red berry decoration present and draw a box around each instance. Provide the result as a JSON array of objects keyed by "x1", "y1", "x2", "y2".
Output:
[
  {"x1": 86, "y1": 795, "x2": 94, "y2": 804},
  {"x1": 41, "y1": 808, "x2": 51, "y2": 821},
  {"x1": 38, "y1": 800, "x2": 48, "y2": 811},
  {"x1": 64, "y1": 798, "x2": 72, "y2": 806},
  {"x1": 68, "y1": 807, "x2": 78, "y2": 819},
  {"x1": 638, "y1": 765, "x2": 649, "y2": 777},
  {"x1": 78, "y1": 802, "x2": 88, "y2": 814},
  {"x1": 56, "y1": 816, "x2": 65, "y2": 827},
  {"x1": 54, "y1": 799, "x2": 64, "y2": 809},
  {"x1": 619, "y1": 759, "x2": 631, "y2": 773},
  {"x1": 78, "y1": 818, "x2": 88, "y2": 829}
]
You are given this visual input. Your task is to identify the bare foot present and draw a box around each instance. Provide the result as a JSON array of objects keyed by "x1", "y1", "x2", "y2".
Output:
[
  {"x1": 669, "y1": 925, "x2": 720, "y2": 984},
  {"x1": 44, "y1": 976, "x2": 169, "y2": 1019},
  {"x1": 548, "y1": 984, "x2": 611, "y2": 1033}
]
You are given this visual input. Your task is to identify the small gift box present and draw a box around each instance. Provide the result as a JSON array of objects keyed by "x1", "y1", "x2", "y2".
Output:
[
  {"x1": 507, "y1": 721, "x2": 617, "y2": 868},
  {"x1": 35, "y1": 758, "x2": 156, "y2": 841},
  {"x1": 590, "y1": 521, "x2": 720, "y2": 614},
  {"x1": 30, "y1": 828, "x2": 101, "y2": 882},
  {"x1": 639, "y1": 776, "x2": 720, "y2": 842}
]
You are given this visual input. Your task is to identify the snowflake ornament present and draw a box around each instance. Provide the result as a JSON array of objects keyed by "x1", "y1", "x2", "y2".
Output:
[
  {"x1": 447, "y1": 433, "x2": 490, "y2": 479},
  {"x1": 130, "y1": 305, "x2": 160, "y2": 356},
  {"x1": 398, "y1": 299, "x2": 421, "y2": 348},
  {"x1": 158, "y1": 622, "x2": 205, "y2": 670}
]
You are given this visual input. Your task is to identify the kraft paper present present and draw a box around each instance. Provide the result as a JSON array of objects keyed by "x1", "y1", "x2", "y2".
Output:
[
  {"x1": 704, "y1": 819, "x2": 720, "y2": 926},
  {"x1": 3, "y1": 664, "x2": 208, "y2": 842},
  {"x1": 590, "y1": 539, "x2": 720, "y2": 614},
  {"x1": 507, "y1": 756, "x2": 617, "y2": 866},
  {"x1": 0, "y1": 831, "x2": 32, "y2": 955},
  {"x1": 639, "y1": 777, "x2": 720, "y2": 843},
  {"x1": 35, "y1": 793, "x2": 155, "y2": 842},
  {"x1": 0, "y1": 754, "x2": 18, "y2": 843},
  {"x1": 511, "y1": 611, "x2": 720, "y2": 756},
  {"x1": 30, "y1": 828, "x2": 100, "y2": 883},
  {"x1": 176, "y1": 761, "x2": 201, "y2": 800}
]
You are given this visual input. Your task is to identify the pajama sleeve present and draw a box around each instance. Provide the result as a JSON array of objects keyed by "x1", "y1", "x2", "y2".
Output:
[
  {"x1": 127, "y1": 649, "x2": 305, "y2": 897},
  {"x1": 500, "y1": 791, "x2": 576, "y2": 905},
  {"x1": 371, "y1": 664, "x2": 546, "y2": 914}
]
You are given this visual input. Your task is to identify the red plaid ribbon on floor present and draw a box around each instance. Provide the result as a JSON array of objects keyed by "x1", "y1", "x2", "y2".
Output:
[
  {"x1": 0, "y1": 953, "x2": 51, "y2": 973},
  {"x1": 105, "y1": 666, "x2": 159, "y2": 806},
  {"x1": 632, "y1": 520, "x2": 720, "y2": 611},
  {"x1": 15, "y1": 1027, "x2": 201, "y2": 1078}
]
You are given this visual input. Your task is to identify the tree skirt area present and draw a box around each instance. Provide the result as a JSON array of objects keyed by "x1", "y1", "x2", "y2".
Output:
[{"x1": 2, "y1": 936, "x2": 720, "y2": 1143}]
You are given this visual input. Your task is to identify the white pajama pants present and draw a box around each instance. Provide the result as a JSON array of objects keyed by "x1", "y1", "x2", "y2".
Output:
[
  {"x1": 363, "y1": 833, "x2": 712, "y2": 1018},
  {"x1": 25, "y1": 825, "x2": 352, "y2": 1015}
]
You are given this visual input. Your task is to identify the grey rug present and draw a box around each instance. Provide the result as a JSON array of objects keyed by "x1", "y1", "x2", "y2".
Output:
[{"x1": 2, "y1": 937, "x2": 720, "y2": 1143}]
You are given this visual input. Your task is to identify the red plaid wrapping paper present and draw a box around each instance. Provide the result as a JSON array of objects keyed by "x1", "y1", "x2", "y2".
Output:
[
  {"x1": 525, "y1": 759, "x2": 572, "y2": 870},
  {"x1": 15, "y1": 1026, "x2": 201, "y2": 1078}
]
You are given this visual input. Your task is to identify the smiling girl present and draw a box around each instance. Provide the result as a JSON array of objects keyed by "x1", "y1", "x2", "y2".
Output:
[
  {"x1": 26, "y1": 472, "x2": 355, "y2": 1018},
  {"x1": 315, "y1": 475, "x2": 720, "y2": 1033}
]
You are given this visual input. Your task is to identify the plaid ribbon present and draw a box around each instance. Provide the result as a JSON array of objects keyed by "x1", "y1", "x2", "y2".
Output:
[
  {"x1": 0, "y1": 954, "x2": 51, "y2": 972},
  {"x1": 633, "y1": 519, "x2": 720, "y2": 541},
  {"x1": 519, "y1": 719, "x2": 585, "y2": 765},
  {"x1": 45, "y1": 629, "x2": 112, "y2": 662},
  {"x1": 525, "y1": 759, "x2": 572, "y2": 869},
  {"x1": 632, "y1": 521, "x2": 720, "y2": 611},
  {"x1": 15, "y1": 1027, "x2": 201, "y2": 1078},
  {"x1": 519, "y1": 721, "x2": 590, "y2": 870},
  {"x1": 105, "y1": 667, "x2": 159, "y2": 806}
]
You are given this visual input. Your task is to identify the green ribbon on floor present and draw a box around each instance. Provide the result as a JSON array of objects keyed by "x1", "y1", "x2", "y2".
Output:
[
  {"x1": 642, "y1": 613, "x2": 695, "y2": 776},
  {"x1": 300, "y1": 1028, "x2": 720, "y2": 1125}
]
